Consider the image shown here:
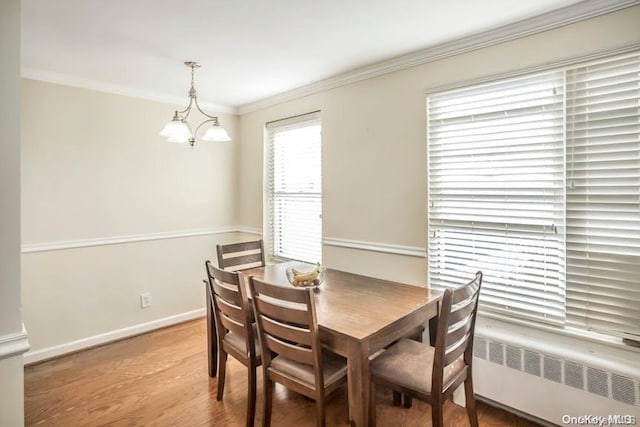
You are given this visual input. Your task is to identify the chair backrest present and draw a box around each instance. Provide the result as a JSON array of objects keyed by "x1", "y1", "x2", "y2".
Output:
[
  {"x1": 216, "y1": 240, "x2": 265, "y2": 271},
  {"x1": 432, "y1": 271, "x2": 483, "y2": 395},
  {"x1": 205, "y1": 260, "x2": 256, "y2": 359},
  {"x1": 248, "y1": 277, "x2": 324, "y2": 390}
]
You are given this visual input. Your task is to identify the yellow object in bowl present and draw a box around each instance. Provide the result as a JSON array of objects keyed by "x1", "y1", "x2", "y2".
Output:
[{"x1": 286, "y1": 263, "x2": 326, "y2": 289}]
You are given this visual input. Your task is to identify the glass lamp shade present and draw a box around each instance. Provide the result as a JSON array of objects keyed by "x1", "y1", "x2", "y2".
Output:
[
  {"x1": 201, "y1": 123, "x2": 231, "y2": 142},
  {"x1": 160, "y1": 120, "x2": 192, "y2": 143}
]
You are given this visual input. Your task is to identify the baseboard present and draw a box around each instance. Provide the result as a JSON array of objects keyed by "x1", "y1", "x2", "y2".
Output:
[
  {"x1": 477, "y1": 395, "x2": 557, "y2": 427},
  {"x1": 23, "y1": 308, "x2": 206, "y2": 365}
]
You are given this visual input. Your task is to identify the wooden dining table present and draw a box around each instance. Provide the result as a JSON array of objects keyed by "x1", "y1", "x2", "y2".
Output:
[{"x1": 205, "y1": 261, "x2": 441, "y2": 427}]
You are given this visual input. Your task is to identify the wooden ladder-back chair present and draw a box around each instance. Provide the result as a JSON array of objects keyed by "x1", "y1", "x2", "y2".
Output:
[
  {"x1": 370, "y1": 271, "x2": 483, "y2": 427},
  {"x1": 205, "y1": 260, "x2": 262, "y2": 427},
  {"x1": 217, "y1": 240, "x2": 265, "y2": 271},
  {"x1": 248, "y1": 276, "x2": 348, "y2": 427}
]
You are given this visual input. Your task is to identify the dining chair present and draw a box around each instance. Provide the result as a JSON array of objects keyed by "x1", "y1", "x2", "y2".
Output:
[
  {"x1": 248, "y1": 276, "x2": 348, "y2": 427},
  {"x1": 389, "y1": 325, "x2": 425, "y2": 408},
  {"x1": 205, "y1": 260, "x2": 262, "y2": 427},
  {"x1": 369, "y1": 271, "x2": 483, "y2": 427},
  {"x1": 217, "y1": 239, "x2": 265, "y2": 271}
]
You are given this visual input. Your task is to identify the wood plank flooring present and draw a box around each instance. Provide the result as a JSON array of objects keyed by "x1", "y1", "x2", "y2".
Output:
[{"x1": 25, "y1": 318, "x2": 542, "y2": 426}]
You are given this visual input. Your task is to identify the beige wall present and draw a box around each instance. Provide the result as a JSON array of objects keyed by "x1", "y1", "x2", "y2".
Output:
[
  {"x1": 0, "y1": 0, "x2": 25, "y2": 425},
  {"x1": 21, "y1": 79, "x2": 239, "y2": 243},
  {"x1": 20, "y1": 80, "x2": 246, "y2": 355},
  {"x1": 238, "y1": 6, "x2": 640, "y2": 283}
]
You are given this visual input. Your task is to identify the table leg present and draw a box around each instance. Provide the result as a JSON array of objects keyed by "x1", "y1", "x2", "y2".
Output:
[
  {"x1": 429, "y1": 300, "x2": 440, "y2": 346},
  {"x1": 206, "y1": 283, "x2": 217, "y2": 377},
  {"x1": 347, "y1": 341, "x2": 370, "y2": 427}
]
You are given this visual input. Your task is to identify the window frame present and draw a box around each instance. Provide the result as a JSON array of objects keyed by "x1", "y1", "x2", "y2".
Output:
[{"x1": 264, "y1": 111, "x2": 323, "y2": 264}]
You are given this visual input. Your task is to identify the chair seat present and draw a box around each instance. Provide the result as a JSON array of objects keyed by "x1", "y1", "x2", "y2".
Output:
[
  {"x1": 223, "y1": 331, "x2": 261, "y2": 359},
  {"x1": 370, "y1": 338, "x2": 465, "y2": 394},
  {"x1": 270, "y1": 351, "x2": 347, "y2": 388}
]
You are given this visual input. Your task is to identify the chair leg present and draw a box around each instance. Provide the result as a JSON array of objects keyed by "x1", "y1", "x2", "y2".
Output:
[
  {"x1": 216, "y1": 351, "x2": 227, "y2": 401},
  {"x1": 315, "y1": 394, "x2": 325, "y2": 427},
  {"x1": 246, "y1": 365, "x2": 257, "y2": 427},
  {"x1": 392, "y1": 391, "x2": 402, "y2": 406},
  {"x1": 464, "y1": 377, "x2": 479, "y2": 427},
  {"x1": 370, "y1": 381, "x2": 377, "y2": 426},
  {"x1": 262, "y1": 376, "x2": 273, "y2": 427},
  {"x1": 403, "y1": 395, "x2": 413, "y2": 409},
  {"x1": 431, "y1": 399, "x2": 444, "y2": 427}
]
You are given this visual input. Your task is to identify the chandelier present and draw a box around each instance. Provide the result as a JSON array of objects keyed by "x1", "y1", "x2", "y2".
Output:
[{"x1": 160, "y1": 61, "x2": 231, "y2": 147}]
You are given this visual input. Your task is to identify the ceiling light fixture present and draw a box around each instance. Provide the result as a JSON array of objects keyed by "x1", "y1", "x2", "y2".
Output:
[{"x1": 160, "y1": 61, "x2": 231, "y2": 147}]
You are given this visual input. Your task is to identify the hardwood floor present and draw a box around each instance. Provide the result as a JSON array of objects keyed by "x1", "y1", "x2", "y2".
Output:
[{"x1": 25, "y1": 319, "x2": 542, "y2": 426}]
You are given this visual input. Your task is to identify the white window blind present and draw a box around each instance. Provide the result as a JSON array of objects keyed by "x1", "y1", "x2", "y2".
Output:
[
  {"x1": 266, "y1": 112, "x2": 322, "y2": 263},
  {"x1": 427, "y1": 71, "x2": 567, "y2": 325},
  {"x1": 428, "y1": 50, "x2": 640, "y2": 342},
  {"x1": 565, "y1": 54, "x2": 640, "y2": 340}
]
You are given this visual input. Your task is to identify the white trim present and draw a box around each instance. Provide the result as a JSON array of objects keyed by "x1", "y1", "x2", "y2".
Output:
[
  {"x1": 21, "y1": 68, "x2": 238, "y2": 115},
  {"x1": 0, "y1": 325, "x2": 30, "y2": 360},
  {"x1": 21, "y1": 226, "x2": 247, "y2": 253},
  {"x1": 475, "y1": 396, "x2": 556, "y2": 427},
  {"x1": 476, "y1": 315, "x2": 640, "y2": 378},
  {"x1": 235, "y1": 226, "x2": 263, "y2": 236},
  {"x1": 425, "y1": 42, "x2": 640, "y2": 96},
  {"x1": 323, "y1": 237, "x2": 426, "y2": 258},
  {"x1": 23, "y1": 308, "x2": 205, "y2": 365},
  {"x1": 476, "y1": 397, "x2": 556, "y2": 427},
  {"x1": 238, "y1": 0, "x2": 640, "y2": 114},
  {"x1": 478, "y1": 310, "x2": 640, "y2": 356}
]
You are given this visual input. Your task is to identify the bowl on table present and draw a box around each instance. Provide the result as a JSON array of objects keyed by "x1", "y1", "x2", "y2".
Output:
[{"x1": 285, "y1": 263, "x2": 326, "y2": 290}]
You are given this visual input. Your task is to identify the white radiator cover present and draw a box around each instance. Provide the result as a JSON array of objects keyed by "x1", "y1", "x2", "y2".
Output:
[{"x1": 470, "y1": 317, "x2": 640, "y2": 425}]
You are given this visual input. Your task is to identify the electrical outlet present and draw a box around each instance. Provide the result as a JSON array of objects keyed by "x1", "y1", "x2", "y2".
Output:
[{"x1": 140, "y1": 292, "x2": 152, "y2": 309}]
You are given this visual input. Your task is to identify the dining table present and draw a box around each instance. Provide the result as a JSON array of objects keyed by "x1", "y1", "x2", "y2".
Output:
[{"x1": 205, "y1": 261, "x2": 442, "y2": 427}]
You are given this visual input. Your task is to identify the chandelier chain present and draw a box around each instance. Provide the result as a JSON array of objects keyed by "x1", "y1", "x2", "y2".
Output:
[{"x1": 188, "y1": 63, "x2": 197, "y2": 99}]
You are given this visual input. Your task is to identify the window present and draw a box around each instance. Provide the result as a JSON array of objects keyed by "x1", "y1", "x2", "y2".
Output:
[
  {"x1": 427, "y1": 51, "x2": 640, "y2": 341},
  {"x1": 266, "y1": 112, "x2": 322, "y2": 263}
]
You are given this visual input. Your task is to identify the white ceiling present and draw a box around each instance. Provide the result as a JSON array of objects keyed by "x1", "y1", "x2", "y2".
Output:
[{"x1": 22, "y1": 0, "x2": 588, "y2": 110}]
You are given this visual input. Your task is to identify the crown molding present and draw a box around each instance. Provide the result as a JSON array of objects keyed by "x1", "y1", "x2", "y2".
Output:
[
  {"x1": 238, "y1": 0, "x2": 640, "y2": 114},
  {"x1": 21, "y1": 67, "x2": 238, "y2": 115},
  {"x1": 323, "y1": 237, "x2": 426, "y2": 258}
]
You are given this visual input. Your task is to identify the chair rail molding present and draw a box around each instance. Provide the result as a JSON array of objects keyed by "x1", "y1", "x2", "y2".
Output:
[
  {"x1": 238, "y1": 0, "x2": 640, "y2": 114},
  {"x1": 235, "y1": 226, "x2": 262, "y2": 236},
  {"x1": 0, "y1": 325, "x2": 30, "y2": 360},
  {"x1": 21, "y1": 226, "x2": 256, "y2": 253},
  {"x1": 323, "y1": 237, "x2": 426, "y2": 258}
]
